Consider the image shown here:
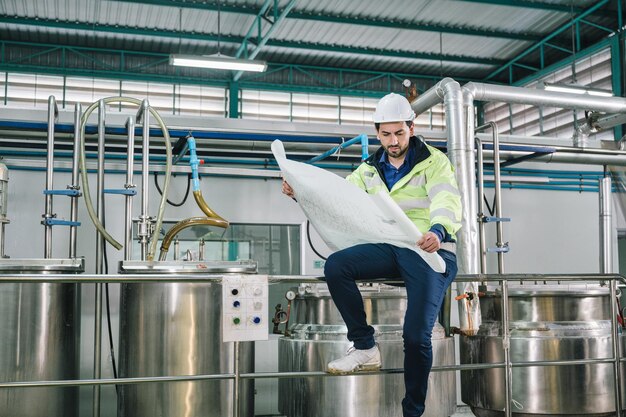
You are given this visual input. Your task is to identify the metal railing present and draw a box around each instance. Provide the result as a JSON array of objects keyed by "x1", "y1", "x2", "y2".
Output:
[{"x1": 0, "y1": 272, "x2": 624, "y2": 417}]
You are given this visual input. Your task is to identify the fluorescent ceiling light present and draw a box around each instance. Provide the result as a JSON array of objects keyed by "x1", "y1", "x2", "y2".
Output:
[
  {"x1": 543, "y1": 82, "x2": 613, "y2": 97},
  {"x1": 169, "y1": 54, "x2": 267, "y2": 72}
]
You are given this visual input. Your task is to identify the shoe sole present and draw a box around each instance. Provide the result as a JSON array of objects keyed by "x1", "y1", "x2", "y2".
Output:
[{"x1": 326, "y1": 363, "x2": 382, "y2": 375}]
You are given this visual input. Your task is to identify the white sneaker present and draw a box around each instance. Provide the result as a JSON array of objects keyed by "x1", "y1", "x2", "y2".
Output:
[{"x1": 327, "y1": 344, "x2": 382, "y2": 374}]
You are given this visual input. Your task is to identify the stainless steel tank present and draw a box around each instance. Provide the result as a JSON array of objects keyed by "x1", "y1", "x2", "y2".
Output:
[
  {"x1": 460, "y1": 285, "x2": 621, "y2": 416},
  {"x1": 0, "y1": 258, "x2": 83, "y2": 417},
  {"x1": 278, "y1": 283, "x2": 456, "y2": 417},
  {"x1": 117, "y1": 260, "x2": 258, "y2": 417}
]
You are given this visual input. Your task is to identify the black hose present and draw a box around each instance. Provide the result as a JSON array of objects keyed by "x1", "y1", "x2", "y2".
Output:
[
  {"x1": 306, "y1": 220, "x2": 327, "y2": 261},
  {"x1": 483, "y1": 194, "x2": 496, "y2": 217},
  {"x1": 102, "y1": 196, "x2": 119, "y2": 395},
  {"x1": 154, "y1": 172, "x2": 191, "y2": 207}
]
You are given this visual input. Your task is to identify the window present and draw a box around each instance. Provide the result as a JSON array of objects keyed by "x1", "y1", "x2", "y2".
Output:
[
  {"x1": 132, "y1": 221, "x2": 301, "y2": 275},
  {"x1": 484, "y1": 48, "x2": 614, "y2": 140}
]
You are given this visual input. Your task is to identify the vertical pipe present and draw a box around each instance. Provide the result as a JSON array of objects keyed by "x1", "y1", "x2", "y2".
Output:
[
  {"x1": 360, "y1": 134, "x2": 369, "y2": 160},
  {"x1": 600, "y1": 176, "x2": 613, "y2": 273},
  {"x1": 501, "y1": 279, "x2": 512, "y2": 417},
  {"x1": 44, "y1": 95, "x2": 58, "y2": 258},
  {"x1": 138, "y1": 99, "x2": 150, "y2": 261},
  {"x1": 233, "y1": 341, "x2": 241, "y2": 417},
  {"x1": 457, "y1": 83, "x2": 481, "y2": 335},
  {"x1": 460, "y1": 87, "x2": 480, "y2": 275},
  {"x1": 490, "y1": 122, "x2": 505, "y2": 273},
  {"x1": 93, "y1": 100, "x2": 105, "y2": 417},
  {"x1": 69, "y1": 102, "x2": 81, "y2": 258},
  {"x1": 610, "y1": 278, "x2": 623, "y2": 416},
  {"x1": 475, "y1": 138, "x2": 487, "y2": 274},
  {"x1": 124, "y1": 117, "x2": 135, "y2": 261},
  {"x1": 0, "y1": 163, "x2": 8, "y2": 259}
]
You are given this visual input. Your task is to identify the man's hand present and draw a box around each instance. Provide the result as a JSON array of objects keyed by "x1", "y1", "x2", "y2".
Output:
[
  {"x1": 417, "y1": 231, "x2": 441, "y2": 253},
  {"x1": 281, "y1": 179, "x2": 295, "y2": 199}
]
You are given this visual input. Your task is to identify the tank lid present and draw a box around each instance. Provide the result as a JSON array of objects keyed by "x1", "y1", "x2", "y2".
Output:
[
  {"x1": 119, "y1": 259, "x2": 258, "y2": 274},
  {"x1": 0, "y1": 257, "x2": 84, "y2": 273}
]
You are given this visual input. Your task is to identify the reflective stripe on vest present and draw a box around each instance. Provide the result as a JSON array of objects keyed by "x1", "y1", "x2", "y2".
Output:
[
  {"x1": 397, "y1": 198, "x2": 431, "y2": 211},
  {"x1": 407, "y1": 175, "x2": 426, "y2": 187},
  {"x1": 429, "y1": 183, "x2": 460, "y2": 198},
  {"x1": 430, "y1": 208, "x2": 458, "y2": 222}
]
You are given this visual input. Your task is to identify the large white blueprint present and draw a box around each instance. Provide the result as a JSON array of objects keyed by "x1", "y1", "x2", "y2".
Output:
[{"x1": 271, "y1": 140, "x2": 445, "y2": 273}]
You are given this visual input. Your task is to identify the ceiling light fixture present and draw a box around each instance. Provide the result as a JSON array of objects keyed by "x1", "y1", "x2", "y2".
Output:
[
  {"x1": 542, "y1": 82, "x2": 613, "y2": 97},
  {"x1": 169, "y1": 54, "x2": 268, "y2": 72},
  {"x1": 169, "y1": 1, "x2": 267, "y2": 73}
]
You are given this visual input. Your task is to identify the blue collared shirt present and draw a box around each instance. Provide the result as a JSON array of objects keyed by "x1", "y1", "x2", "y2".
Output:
[{"x1": 379, "y1": 144, "x2": 416, "y2": 190}]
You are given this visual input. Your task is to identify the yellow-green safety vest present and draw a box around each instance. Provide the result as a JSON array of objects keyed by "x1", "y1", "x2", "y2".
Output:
[{"x1": 346, "y1": 142, "x2": 462, "y2": 249}]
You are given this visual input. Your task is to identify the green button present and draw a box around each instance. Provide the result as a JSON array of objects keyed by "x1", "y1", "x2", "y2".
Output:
[{"x1": 233, "y1": 317, "x2": 241, "y2": 325}]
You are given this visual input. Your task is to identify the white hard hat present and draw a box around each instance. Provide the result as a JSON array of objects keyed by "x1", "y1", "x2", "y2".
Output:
[{"x1": 372, "y1": 93, "x2": 416, "y2": 123}]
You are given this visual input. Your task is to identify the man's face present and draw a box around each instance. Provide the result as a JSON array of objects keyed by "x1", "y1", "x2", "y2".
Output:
[{"x1": 377, "y1": 121, "x2": 413, "y2": 160}]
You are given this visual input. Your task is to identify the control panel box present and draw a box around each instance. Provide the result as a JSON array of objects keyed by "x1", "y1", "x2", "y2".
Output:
[{"x1": 222, "y1": 274, "x2": 269, "y2": 342}]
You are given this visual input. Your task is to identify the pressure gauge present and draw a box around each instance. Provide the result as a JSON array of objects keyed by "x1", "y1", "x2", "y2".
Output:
[
  {"x1": 402, "y1": 79, "x2": 412, "y2": 88},
  {"x1": 285, "y1": 290, "x2": 297, "y2": 301}
]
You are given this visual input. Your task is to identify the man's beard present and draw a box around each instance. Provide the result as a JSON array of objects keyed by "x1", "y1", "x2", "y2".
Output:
[{"x1": 384, "y1": 144, "x2": 408, "y2": 159}]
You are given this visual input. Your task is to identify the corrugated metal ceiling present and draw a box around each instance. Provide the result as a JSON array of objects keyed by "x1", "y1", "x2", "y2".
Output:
[{"x1": 0, "y1": 0, "x2": 619, "y2": 85}]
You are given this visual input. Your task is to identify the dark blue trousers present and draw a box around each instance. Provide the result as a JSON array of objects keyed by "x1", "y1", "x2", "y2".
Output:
[{"x1": 324, "y1": 243, "x2": 457, "y2": 417}]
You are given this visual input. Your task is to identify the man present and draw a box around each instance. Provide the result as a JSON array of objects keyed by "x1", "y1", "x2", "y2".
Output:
[{"x1": 282, "y1": 93, "x2": 461, "y2": 417}]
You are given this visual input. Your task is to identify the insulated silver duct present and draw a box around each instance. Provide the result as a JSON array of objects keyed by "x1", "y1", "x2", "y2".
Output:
[
  {"x1": 411, "y1": 78, "x2": 479, "y2": 275},
  {"x1": 412, "y1": 79, "x2": 482, "y2": 335},
  {"x1": 599, "y1": 177, "x2": 613, "y2": 274},
  {"x1": 444, "y1": 80, "x2": 478, "y2": 275},
  {"x1": 463, "y1": 82, "x2": 626, "y2": 113}
]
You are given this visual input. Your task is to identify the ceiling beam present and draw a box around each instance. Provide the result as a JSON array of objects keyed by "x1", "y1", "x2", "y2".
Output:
[
  {"x1": 455, "y1": 0, "x2": 598, "y2": 14},
  {"x1": 105, "y1": 0, "x2": 543, "y2": 41},
  {"x1": 0, "y1": 17, "x2": 506, "y2": 66},
  {"x1": 483, "y1": 0, "x2": 613, "y2": 82},
  {"x1": 0, "y1": 40, "x2": 476, "y2": 97},
  {"x1": 233, "y1": 0, "x2": 298, "y2": 81}
]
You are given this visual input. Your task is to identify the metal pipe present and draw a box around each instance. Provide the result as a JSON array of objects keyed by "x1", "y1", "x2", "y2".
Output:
[
  {"x1": 0, "y1": 162, "x2": 8, "y2": 259},
  {"x1": 93, "y1": 99, "x2": 105, "y2": 417},
  {"x1": 138, "y1": 99, "x2": 150, "y2": 261},
  {"x1": 441, "y1": 80, "x2": 476, "y2": 274},
  {"x1": 501, "y1": 279, "x2": 512, "y2": 417},
  {"x1": 477, "y1": 122, "x2": 505, "y2": 273},
  {"x1": 308, "y1": 134, "x2": 368, "y2": 163},
  {"x1": 69, "y1": 103, "x2": 81, "y2": 258},
  {"x1": 475, "y1": 138, "x2": 487, "y2": 274},
  {"x1": 0, "y1": 272, "x2": 620, "y2": 284},
  {"x1": 600, "y1": 177, "x2": 613, "y2": 274},
  {"x1": 44, "y1": 95, "x2": 58, "y2": 258},
  {"x1": 0, "y1": 355, "x2": 622, "y2": 389},
  {"x1": 199, "y1": 238, "x2": 205, "y2": 261},
  {"x1": 461, "y1": 87, "x2": 480, "y2": 275},
  {"x1": 233, "y1": 341, "x2": 241, "y2": 417},
  {"x1": 124, "y1": 117, "x2": 135, "y2": 261},
  {"x1": 610, "y1": 278, "x2": 623, "y2": 416},
  {"x1": 96, "y1": 102, "x2": 106, "y2": 268},
  {"x1": 409, "y1": 77, "x2": 455, "y2": 115},
  {"x1": 464, "y1": 82, "x2": 626, "y2": 114},
  {"x1": 488, "y1": 148, "x2": 626, "y2": 166}
]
